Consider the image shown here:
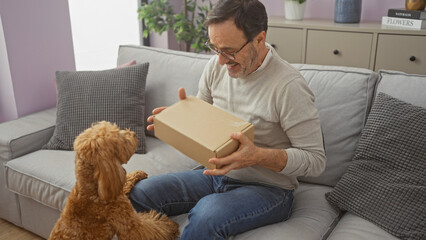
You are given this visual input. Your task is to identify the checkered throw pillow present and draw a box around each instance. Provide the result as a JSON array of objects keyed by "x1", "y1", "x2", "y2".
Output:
[
  {"x1": 326, "y1": 92, "x2": 426, "y2": 240},
  {"x1": 43, "y1": 63, "x2": 149, "y2": 153}
]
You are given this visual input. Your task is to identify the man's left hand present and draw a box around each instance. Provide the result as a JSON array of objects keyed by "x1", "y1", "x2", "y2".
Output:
[{"x1": 203, "y1": 132, "x2": 259, "y2": 176}]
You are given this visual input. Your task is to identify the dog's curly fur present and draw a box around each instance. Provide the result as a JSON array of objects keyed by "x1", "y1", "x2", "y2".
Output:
[{"x1": 48, "y1": 121, "x2": 179, "y2": 240}]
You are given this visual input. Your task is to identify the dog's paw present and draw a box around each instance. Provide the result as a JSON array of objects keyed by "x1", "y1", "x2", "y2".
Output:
[
  {"x1": 130, "y1": 170, "x2": 148, "y2": 181},
  {"x1": 123, "y1": 171, "x2": 148, "y2": 196}
]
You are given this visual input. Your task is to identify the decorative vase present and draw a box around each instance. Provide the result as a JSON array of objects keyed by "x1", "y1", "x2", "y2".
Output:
[
  {"x1": 284, "y1": 0, "x2": 306, "y2": 21},
  {"x1": 334, "y1": 0, "x2": 362, "y2": 23},
  {"x1": 405, "y1": 0, "x2": 425, "y2": 10}
]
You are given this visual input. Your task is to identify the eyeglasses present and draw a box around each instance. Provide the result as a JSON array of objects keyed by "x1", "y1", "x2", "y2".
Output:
[{"x1": 205, "y1": 39, "x2": 251, "y2": 61}]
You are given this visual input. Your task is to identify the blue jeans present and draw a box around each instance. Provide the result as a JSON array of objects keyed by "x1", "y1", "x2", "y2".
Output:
[{"x1": 130, "y1": 169, "x2": 294, "y2": 240}]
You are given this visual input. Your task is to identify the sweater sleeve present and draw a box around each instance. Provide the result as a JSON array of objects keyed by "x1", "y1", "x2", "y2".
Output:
[{"x1": 279, "y1": 77, "x2": 326, "y2": 177}]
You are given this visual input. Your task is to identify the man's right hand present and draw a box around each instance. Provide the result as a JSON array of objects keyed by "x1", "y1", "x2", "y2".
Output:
[{"x1": 146, "y1": 88, "x2": 187, "y2": 131}]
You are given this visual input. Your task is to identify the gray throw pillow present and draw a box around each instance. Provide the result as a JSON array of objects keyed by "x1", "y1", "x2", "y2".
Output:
[
  {"x1": 325, "y1": 92, "x2": 426, "y2": 240},
  {"x1": 43, "y1": 63, "x2": 149, "y2": 154}
]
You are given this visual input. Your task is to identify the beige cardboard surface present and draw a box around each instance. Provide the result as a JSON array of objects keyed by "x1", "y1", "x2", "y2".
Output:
[{"x1": 154, "y1": 96, "x2": 254, "y2": 169}]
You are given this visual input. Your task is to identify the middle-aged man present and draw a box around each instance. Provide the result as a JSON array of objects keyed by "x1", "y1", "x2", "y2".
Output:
[{"x1": 130, "y1": 0, "x2": 326, "y2": 239}]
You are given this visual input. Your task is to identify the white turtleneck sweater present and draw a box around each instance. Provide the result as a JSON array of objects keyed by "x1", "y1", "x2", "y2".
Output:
[{"x1": 197, "y1": 43, "x2": 326, "y2": 190}]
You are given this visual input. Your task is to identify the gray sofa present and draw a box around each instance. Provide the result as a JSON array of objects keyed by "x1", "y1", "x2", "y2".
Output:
[{"x1": 1, "y1": 45, "x2": 425, "y2": 240}]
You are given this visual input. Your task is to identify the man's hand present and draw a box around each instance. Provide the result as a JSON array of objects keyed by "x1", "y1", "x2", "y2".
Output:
[
  {"x1": 203, "y1": 132, "x2": 259, "y2": 176},
  {"x1": 146, "y1": 88, "x2": 186, "y2": 131},
  {"x1": 203, "y1": 132, "x2": 288, "y2": 176}
]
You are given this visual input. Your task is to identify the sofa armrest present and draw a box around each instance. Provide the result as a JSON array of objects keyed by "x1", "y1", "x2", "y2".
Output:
[{"x1": 0, "y1": 108, "x2": 56, "y2": 161}]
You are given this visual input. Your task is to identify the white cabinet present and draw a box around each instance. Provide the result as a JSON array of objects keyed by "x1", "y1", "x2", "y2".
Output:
[{"x1": 268, "y1": 18, "x2": 426, "y2": 74}]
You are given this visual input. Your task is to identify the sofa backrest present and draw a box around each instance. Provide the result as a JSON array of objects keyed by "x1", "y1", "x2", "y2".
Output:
[
  {"x1": 117, "y1": 45, "x2": 212, "y2": 137},
  {"x1": 293, "y1": 65, "x2": 378, "y2": 186}
]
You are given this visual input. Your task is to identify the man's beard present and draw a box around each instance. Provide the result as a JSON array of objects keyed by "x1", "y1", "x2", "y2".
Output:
[{"x1": 227, "y1": 47, "x2": 258, "y2": 78}]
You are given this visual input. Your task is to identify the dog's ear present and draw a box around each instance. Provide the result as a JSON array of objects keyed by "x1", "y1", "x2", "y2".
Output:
[
  {"x1": 95, "y1": 153, "x2": 126, "y2": 201},
  {"x1": 96, "y1": 128, "x2": 138, "y2": 201}
]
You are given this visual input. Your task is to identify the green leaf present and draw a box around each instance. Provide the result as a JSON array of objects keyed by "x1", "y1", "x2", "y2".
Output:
[{"x1": 138, "y1": 0, "x2": 213, "y2": 52}]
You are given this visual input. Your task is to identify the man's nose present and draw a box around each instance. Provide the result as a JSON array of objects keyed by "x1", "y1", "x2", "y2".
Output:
[{"x1": 218, "y1": 53, "x2": 231, "y2": 66}]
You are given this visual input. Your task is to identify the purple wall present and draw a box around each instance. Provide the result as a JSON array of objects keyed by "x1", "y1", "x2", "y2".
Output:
[
  {"x1": 0, "y1": 0, "x2": 75, "y2": 123},
  {"x1": 262, "y1": 0, "x2": 403, "y2": 22},
  {"x1": 0, "y1": 15, "x2": 17, "y2": 123}
]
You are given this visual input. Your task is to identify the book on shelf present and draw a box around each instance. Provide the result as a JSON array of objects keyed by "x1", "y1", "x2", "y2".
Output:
[
  {"x1": 388, "y1": 8, "x2": 426, "y2": 20},
  {"x1": 382, "y1": 16, "x2": 426, "y2": 29}
]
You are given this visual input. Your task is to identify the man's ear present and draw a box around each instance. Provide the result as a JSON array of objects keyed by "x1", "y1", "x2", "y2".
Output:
[{"x1": 255, "y1": 31, "x2": 266, "y2": 45}]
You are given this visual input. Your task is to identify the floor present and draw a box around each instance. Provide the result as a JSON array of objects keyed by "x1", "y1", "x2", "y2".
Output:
[{"x1": 0, "y1": 218, "x2": 44, "y2": 240}]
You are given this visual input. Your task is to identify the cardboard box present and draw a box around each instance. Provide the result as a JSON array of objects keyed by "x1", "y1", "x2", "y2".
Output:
[{"x1": 154, "y1": 96, "x2": 254, "y2": 169}]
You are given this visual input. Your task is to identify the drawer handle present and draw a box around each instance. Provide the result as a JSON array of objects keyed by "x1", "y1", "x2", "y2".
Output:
[
  {"x1": 409, "y1": 56, "x2": 416, "y2": 62},
  {"x1": 333, "y1": 49, "x2": 340, "y2": 55}
]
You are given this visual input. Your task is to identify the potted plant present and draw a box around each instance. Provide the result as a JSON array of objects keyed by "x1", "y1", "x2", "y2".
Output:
[
  {"x1": 138, "y1": 0, "x2": 212, "y2": 53},
  {"x1": 284, "y1": 0, "x2": 307, "y2": 20}
]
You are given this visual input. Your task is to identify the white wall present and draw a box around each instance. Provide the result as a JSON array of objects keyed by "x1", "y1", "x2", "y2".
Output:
[{"x1": 68, "y1": 0, "x2": 141, "y2": 70}]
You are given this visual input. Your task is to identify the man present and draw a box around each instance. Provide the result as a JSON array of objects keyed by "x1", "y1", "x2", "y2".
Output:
[{"x1": 130, "y1": 0, "x2": 326, "y2": 239}]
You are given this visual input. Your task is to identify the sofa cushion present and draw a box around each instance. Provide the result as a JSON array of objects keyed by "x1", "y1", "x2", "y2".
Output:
[
  {"x1": 43, "y1": 63, "x2": 149, "y2": 153},
  {"x1": 325, "y1": 93, "x2": 426, "y2": 240},
  {"x1": 376, "y1": 70, "x2": 426, "y2": 108},
  {"x1": 6, "y1": 150, "x2": 76, "y2": 211},
  {"x1": 6, "y1": 137, "x2": 198, "y2": 211},
  {"x1": 294, "y1": 65, "x2": 378, "y2": 186},
  {"x1": 117, "y1": 45, "x2": 211, "y2": 137},
  {"x1": 171, "y1": 183, "x2": 339, "y2": 240},
  {"x1": 327, "y1": 213, "x2": 399, "y2": 240}
]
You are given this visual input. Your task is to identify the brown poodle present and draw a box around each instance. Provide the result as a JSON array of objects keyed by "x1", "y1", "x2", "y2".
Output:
[{"x1": 48, "y1": 121, "x2": 179, "y2": 240}]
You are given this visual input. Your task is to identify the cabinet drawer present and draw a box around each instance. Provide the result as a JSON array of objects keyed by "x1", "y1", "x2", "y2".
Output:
[
  {"x1": 306, "y1": 30, "x2": 373, "y2": 69},
  {"x1": 375, "y1": 34, "x2": 426, "y2": 75},
  {"x1": 266, "y1": 27, "x2": 304, "y2": 63}
]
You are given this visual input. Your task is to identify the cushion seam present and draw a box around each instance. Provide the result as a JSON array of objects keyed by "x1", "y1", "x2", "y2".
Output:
[
  {"x1": 8, "y1": 188, "x2": 63, "y2": 212},
  {"x1": 321, "y1": 211, "x2": 345, "y2": 240},
  {"x1": 6, "y1": 163, "x2": 72, "y2": 192},
  {"x1": 299, "y1": 68, "x2": 372, "y2": 76},
  {"x1": 378, "y1": 70, "x2": 425, "y2": 78},
  {"x1": 362, "y1": 72, "x2": 377, "y2": 127}
]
